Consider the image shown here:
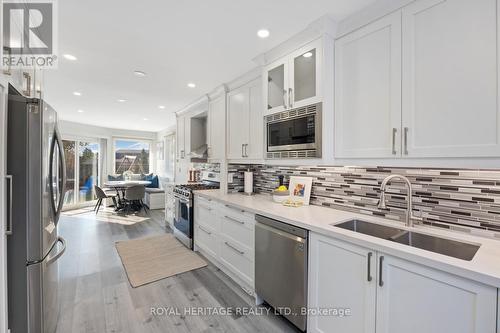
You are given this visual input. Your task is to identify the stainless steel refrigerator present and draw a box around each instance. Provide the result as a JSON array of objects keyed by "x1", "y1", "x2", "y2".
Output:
[{"x1": 6, "y1": 85, "x2": 67, "y2": 333}]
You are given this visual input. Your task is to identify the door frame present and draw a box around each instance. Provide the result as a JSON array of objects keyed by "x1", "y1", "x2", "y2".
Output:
[{"x1": 61, "y1": 136, "x2": 101, "y2": 211}]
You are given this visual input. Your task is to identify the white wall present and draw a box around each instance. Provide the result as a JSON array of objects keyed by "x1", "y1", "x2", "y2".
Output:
[{"x1": 58, "y1": 120, "x2": 159, "y2": 176}]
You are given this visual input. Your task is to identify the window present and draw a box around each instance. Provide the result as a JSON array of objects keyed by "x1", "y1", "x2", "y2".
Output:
[{"x1": 114, "y1": 139, "x2": 151, "y2": 174}]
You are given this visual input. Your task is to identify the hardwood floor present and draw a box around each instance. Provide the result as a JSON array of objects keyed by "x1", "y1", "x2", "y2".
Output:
[{"x1": 56, "y1": 207, "x2": 300, "y2": 333}]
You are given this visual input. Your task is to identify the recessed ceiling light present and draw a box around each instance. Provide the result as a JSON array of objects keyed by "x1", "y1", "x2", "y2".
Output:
[
  {"x1": 73, "y1": 91, "x2": 82, "y2": 96},
  {"x1": 77, "y1": 109, "x2": 84, "y2": 113},
  {"x1": 134, "y1": 70, "x2": 147, "y2": 77},
  {"x1": 143, "y1": 118, "x2": 149, "y2": 121},
  {"x1": 257, "y1": 29, "x2": 270, "y2": 38},
  {"x1": 303, "y1": 52, "x2": 313, "y2": 58},
  {"x1": 63, "y1": 54, "x2": 77, "y2": 61},
  {"x1": 117, "y1": 99, "x2": 127, "y2": 103},
  {"x1": 158, "y1": 105, "x2": 165, "y2": 109},
  {"x1": 187, "y1": 83, "x2": 196, "y2": 88}
]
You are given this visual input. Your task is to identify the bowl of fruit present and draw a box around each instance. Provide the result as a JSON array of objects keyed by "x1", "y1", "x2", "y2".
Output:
[{"x1": 273, "y1": 185, "x2": 289, "y2": 203}]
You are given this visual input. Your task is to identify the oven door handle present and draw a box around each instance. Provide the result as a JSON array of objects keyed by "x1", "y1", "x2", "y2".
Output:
[{"x1": 176, "y1": 197, "x2": 190, "y2": 204}]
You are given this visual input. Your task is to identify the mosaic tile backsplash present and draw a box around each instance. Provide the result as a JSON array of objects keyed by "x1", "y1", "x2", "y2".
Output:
[{"x1": 228, "y1": 164, "x2": 500, "y2": 239}]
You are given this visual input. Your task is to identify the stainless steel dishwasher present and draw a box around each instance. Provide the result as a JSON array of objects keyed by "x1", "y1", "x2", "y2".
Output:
[{"x1": 255, "y1": 214, "x2": 308, "y2": 331}]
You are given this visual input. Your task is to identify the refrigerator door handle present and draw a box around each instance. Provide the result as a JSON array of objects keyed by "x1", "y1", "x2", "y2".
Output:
[
  {"x1": 55, "y1": 127, "x2": 66, "y2": 221},
  {"x1": 5, "y1": 175, "x2": 13, "y2": 235},
  {"x1": 49, "y1": 127, "x2": 66, "y2": 224},
  {"x1": 46, "y1": 236, "x2": 66, "y2": 264}
]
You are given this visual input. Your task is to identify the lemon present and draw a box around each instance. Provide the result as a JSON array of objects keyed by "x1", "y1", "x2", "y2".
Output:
[{"x1": 277, "y1": 185, "x2": 288, "y2": 192}]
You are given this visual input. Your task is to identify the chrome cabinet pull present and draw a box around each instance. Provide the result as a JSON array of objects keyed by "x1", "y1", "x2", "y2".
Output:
[
  {"x1": 224, "y1": 215, "x2": 245, "y2": 225},
  {"x1": 404, "y1": 127, "x2": 409, "y2": 155},
  {"x1": 288, "y1": 88, "x2": 293, "y2": 108},
  {"x1": 379, "y1": 256, "x2": 385, "y2": 287},
  {"x1": 224, "y1": 204, "x2": 245, "y2": 213},
  {"x1": 198, "y1": 225, "x2": 212, "y2": 235},
  {"x1": 244, "y1": 144, "x2": 248, "y2": 157},
  {"x1": 5, "y1": 175, "x2": 13, "y2": 235},
  {"x1": 241, "y1": 144, "x2": 244, "y2": 158},
  {"x1": 225, "y1": 241, "x2": 244, "y2": 255},
  {"x1": 367, "y1": 252, "x2": 373, "y2": 282},
  {"x1": 283, "y1": 89, "x2": 287, "y2": 109},
  {"x1": 392, "y1": 128, "x2": 397, "y2": 155}
]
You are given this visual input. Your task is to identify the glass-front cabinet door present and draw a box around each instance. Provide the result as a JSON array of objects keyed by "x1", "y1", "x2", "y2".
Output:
[
  {"x1": 264, "y1": 38, "x2": 322, "y2": 114},
  {"x1": 266, "y1": 59, "x2": 288, "y2": 113},
  {"x1": 289, "y1": 39, "x2": 322, "y2": 108}
]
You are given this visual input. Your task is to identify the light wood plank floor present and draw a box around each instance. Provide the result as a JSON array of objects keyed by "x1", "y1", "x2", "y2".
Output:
[{"x1": 56, "y1": 207, "x2": 300, "y2": 333}]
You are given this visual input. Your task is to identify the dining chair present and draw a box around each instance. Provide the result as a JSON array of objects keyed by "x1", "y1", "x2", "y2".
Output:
[
  {"x1": 124, "y1": 185, "x2": 147, "y2": 214},
  {"x1": 94, "y1": 185, "x2": 117, "y2": 214}
]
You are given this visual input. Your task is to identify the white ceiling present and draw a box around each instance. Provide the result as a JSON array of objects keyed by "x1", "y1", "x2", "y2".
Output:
[{"x1": 44, "y1": 0, "x2": 376, "y2": 132}]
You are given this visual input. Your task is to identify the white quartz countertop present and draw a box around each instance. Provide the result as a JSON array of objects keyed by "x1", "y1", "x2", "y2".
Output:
[{"x1": 195, "y1": 189, "x2": 500, "y2": 288}]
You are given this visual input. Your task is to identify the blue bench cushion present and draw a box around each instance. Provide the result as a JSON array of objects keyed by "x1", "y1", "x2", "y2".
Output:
[{"x1": 144, "y1": 174, "x2": 159, "y2": 188}]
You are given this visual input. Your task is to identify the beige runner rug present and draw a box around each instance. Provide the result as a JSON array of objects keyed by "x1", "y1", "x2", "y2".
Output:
[{"x1": 116, "y1": 234, "x2": 207, "y2": 287}]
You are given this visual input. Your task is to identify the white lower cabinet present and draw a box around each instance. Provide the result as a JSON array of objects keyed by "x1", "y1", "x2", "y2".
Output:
[
  {"x1": 376, "y1": 254, "x2": 497, "y2": 333},
  {"x1": 193, "y1": 195, "x2": 255, "y2": 293},
  {"x1": 308, "y1": 233, "x2": 498, "y2": 333},
  {"x1": 308, "y1": 234, "x2": 376, "y2": 333}
]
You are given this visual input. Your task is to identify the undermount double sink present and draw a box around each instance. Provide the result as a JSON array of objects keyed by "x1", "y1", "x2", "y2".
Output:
[{"x1": 332, "y1": 219, "x2": 480, "y2": 261}]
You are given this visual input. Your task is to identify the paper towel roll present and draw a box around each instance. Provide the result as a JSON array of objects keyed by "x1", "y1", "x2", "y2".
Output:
[{"x1": 244, "y1": 171, "x2": 253, "y2": 195}]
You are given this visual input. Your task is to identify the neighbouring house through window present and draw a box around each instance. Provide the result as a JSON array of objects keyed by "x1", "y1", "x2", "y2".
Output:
[{"x1": 114, "y1": 139, "x2": 151, "y2": 174}]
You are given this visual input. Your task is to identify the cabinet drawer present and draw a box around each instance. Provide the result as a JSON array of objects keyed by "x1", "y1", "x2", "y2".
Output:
[
  {"x1": 196, "y1": 204, "x2": 219, "y2": 230},
  {"x1": 220, "y1": 214, "x2": 254, "y2": 248},
  {"x1": 195, "y1": 223, "x2": 219, "y2": 258},
  {"x1": 220, "y1": 236, "x2": 254, "y2": 285},
  {"x1": 196, "y1": 195, "x2": 214, "y2": 207},
  {"x1": 221, "y1": 204, "x2": 255, "y2": 224}
]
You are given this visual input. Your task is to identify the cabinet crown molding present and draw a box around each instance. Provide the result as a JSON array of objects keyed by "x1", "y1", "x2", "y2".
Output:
[
  {"x1": 208, "y1": 84, "x2": 228, "y2": 100},
  {"x1": 175, "y1": 94, "x2": 209, "y2": 117}
]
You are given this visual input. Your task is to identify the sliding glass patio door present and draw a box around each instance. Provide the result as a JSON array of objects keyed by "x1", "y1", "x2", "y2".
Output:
[{"x1": 63, "y1": 139, "x2": 100, "y2": 209}]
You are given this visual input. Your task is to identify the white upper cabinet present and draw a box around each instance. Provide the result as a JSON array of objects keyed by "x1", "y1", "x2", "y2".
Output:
[
  {"x1": 335, "y1": 12, "x2": 402, "y2": 158},
  {"x1": 227, "y1": 78, "x2": 263, "y2": 161},
  {"x1": 176, "y1": 115, "x2": 186, "y2": 159},
  {"x1": 289, "y1": 39, "x2": 322, "y2": 109},
  {"x1": 265, "y1": 58, "x2": 288, "y2": 114},
  {"x1": 376, "y1": 254, "x2": 497, "y2": 333},
  {"x1": 402, "y1": 0, "x2": 500, "y2": 157},
  {"x1": 207, "y1": 93, "x2": 226, "y2": 161},
  {"x1": 335, "y1": 0, "x2": 500, "y2": 159},
  {"x1": 246, "y1": 80, "x2": 263, "y2": 159},
  {"x1": 227, "y1": 87, "x2": 250, "y2": 159},
  {"x1": 265, "y1": 39, "x2": 322, "y2": 114}
]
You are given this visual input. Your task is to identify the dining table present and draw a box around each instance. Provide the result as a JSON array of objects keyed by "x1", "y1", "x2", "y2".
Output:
[{"x1": 103, "y1": 180, "x2": 151, "y2": 212}]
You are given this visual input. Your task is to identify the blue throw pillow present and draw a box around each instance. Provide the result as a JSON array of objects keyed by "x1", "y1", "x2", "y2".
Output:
[
  {"x1": 108, "y1": 174, "x2": 123, "y2": 181},
  {"x1": 145, "y1": 174, "x2": 159, "y2": 188}
]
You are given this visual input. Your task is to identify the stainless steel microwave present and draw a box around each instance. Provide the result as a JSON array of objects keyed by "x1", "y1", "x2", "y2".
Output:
[{"x1": 265, "y1": 103, "x2": 322, "y2": 159}]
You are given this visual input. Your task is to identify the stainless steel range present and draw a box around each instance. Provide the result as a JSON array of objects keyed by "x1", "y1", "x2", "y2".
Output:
[{"x1": 173, "y1": 171, "x2": 220, "y2": 249}]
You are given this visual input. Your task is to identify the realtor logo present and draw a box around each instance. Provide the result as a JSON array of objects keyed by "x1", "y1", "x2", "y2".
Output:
[{"x1": 2, "y1": 0, "x2": 58, "y2": 69}]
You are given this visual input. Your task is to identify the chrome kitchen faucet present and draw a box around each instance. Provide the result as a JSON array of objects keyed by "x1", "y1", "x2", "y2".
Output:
[{"x1": 378, "y1": 175, "x2": 422, "y2": 227}]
